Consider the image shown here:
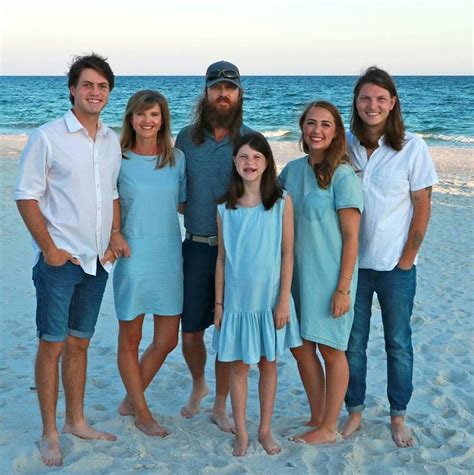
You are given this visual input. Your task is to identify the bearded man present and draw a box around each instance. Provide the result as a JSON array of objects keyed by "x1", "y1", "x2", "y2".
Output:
[{"x1": 175, "y1": 61, "x2": 252, "y2": 432}]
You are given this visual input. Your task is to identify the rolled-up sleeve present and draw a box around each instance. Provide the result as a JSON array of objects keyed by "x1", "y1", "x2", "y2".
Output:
[{"x1": 14, "y1": 129, "x2": 49, "y2": 201}]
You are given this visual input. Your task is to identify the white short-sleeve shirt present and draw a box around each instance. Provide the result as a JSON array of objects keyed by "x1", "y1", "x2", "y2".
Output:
[
  {"x1": 347, "y1": 132, "x2": 438, "y2": 271},
  {"x1": 14, "y1": 110, "x2": 121, "y2": 275}
]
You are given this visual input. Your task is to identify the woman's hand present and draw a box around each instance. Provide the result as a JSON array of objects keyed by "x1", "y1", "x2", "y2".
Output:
[
  {"x1": 101, "y1": 248, "x2": 117, "y2": 266},
  {"x1": 273, "y1": 300, "x2": 290, "y2": 330},
  {"x1": 331, "y1": 291, "x2": 351, "y2": 318},
  {"x1": 214, "y1": 304, "x2": 223, "y2": 329},
  {"x1": 109, "y1": 231, "x2": 131, "y2": 258}
]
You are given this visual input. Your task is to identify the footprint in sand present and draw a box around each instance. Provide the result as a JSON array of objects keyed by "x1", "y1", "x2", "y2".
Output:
[
  {"x1": 442, "y1": 408, "x2": 457, "y2": 418},
  {"x1": 91, "y1": 378, "x2": 111, "y2": 389},
  {"x1": 290, "y1": 388, "x2": 305, "y2": 396},
  {"x1": 438, "y1": 369, "x2": 467, "y2": 384},
  {"x1": 440, "y1": 428, "x2": 457, "y2": 439}
]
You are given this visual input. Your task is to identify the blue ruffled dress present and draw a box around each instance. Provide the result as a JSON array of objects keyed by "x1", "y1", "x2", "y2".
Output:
[{"x1": 213, "y1": 192, "x2": 302, "y2": 364}]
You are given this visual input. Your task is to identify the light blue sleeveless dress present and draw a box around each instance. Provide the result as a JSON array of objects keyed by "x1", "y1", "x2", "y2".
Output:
[
  {"x1": 279, "y1": 158, "x2": 363, "y2": 350},
  {"x1": 113, "y1": 149, "x2": 186, "y2": 321},
  {"x1": 213, "y1": 193, "x2": 302, "y2": 364}
]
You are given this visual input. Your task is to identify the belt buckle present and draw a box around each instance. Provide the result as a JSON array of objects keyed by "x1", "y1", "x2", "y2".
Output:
[{"x1": 208, "y1": 236, "x2": 218, "y2": 246}]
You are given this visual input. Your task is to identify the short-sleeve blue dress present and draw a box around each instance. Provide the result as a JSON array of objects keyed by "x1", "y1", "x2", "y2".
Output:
[
  {"x1": 113, "y1": 149, "x2": 186, "y2": 321},
  {"x1": 213, "y1": 193, "x2": 302, "y2": 364},
  {"x1": 279, "y1": 158, "x2": 363, "y2": 350}
]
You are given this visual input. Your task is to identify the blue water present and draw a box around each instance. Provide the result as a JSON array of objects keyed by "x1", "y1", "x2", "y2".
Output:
[{"x1": 1, "y1": 75, "x2": 473, "y2": 147}]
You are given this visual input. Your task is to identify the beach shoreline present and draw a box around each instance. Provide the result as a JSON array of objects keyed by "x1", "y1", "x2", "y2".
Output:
[
  {"x1": 0, "y1": 140, "x2": 473, "y2": 473},
  {"x1": 1, "y1": 133, "x2": 473, "y2": 177}
]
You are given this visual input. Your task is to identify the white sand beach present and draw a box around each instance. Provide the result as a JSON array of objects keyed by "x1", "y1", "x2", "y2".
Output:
[{"x1": 0, "y1": 139, "x2": 473, "y2": 474}]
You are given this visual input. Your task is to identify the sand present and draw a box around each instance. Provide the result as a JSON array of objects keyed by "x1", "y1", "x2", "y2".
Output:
[{"x1": 0, "y1": 138, "x2": 473, "y2": 474}]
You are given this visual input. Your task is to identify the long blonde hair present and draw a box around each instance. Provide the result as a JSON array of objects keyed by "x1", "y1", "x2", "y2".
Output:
[{"x1": 120, "y1": 90, "x2": 175, "y2": 168}]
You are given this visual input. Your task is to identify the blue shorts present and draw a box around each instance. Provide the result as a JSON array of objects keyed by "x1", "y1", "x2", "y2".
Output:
[
  {"x1": 32, "y1": 254, "x2": 108, "y2": 342},
  {"x1": 182, "y1": 238, "x2": 217, "y2": 333}
]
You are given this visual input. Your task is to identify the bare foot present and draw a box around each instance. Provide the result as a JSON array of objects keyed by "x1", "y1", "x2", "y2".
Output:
[
  {"x1": 289, "y1": 427, "x2": 336, "y2": 445},
  {"x1": 134, "y1": 417, "x2": 170, "y2": 437},
  {"x1": 341, "y1": 413, "x2": 362, "y2": 439},
  {"x1": 180, "y1": 384, "x2": 209, "y2": 418},
  {"x1": 37, "y1": 434, "x2": 62, "y2": 467},
  {"x1": 391, "y1": 416, "x2": 415, "y2": 448},
  {"x1": 258, "y1": 431, "x2": 281, "y2": 455},
  {"x1": 233, "y1": 432, "x2": 249, "y2": 457},
  {"x1": 118, "y1": 396, "x2": 135, "y2": 416},
  {"x1": 63, "y1": 420, "x2": 117, "y2": 441},
  {"x1": 211, "y1": 409, "x2": 235, "y2": 433}
]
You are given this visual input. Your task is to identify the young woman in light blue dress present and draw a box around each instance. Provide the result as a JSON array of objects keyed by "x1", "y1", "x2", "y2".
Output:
[
  {"x1": 279, "y1": 101, "x2": 363, "y2": 444},
  {"x1": 109, "y1": 90, "x2": 186, "y2": 437},
  {"x1": 213, "y1": 132, "x2": 302, "y2": 457}
]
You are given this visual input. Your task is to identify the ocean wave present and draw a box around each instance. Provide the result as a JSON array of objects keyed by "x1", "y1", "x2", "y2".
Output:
[
  {"x1": 416, "y1": 133, "x2": 474, "y2": 144},
  {"x1": 262, "y1": 130, "x2": 292, "y2": 138}
]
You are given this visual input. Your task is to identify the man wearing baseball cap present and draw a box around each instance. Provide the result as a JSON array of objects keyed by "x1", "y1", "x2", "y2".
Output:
[{"x1": 175, "y1": 61, "x2": 253, "y2": 432}]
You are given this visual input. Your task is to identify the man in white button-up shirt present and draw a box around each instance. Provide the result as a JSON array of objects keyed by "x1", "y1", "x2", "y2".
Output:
[
  {"x1": 342, "y1": 67, "x2": 438, "y2": 448},
  {"x1": 15, "y1": 53, "x2": 121, "y2": 467}
]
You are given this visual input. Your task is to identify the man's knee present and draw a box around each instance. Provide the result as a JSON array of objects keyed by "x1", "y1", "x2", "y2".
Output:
[
  {"x1": 182, "y1": 330, "x2": 205, "y2": 350},
  {"x1": 37, "y1": 339, "x2": 65, "y2": 360},
  {"x1": 65, "y1": 335, "x2": 90, "y2": 353}
]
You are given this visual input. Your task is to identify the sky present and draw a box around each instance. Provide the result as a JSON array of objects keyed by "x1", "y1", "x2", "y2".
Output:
[{"x1": 1, "y1": 0, "x2": 472, "y2": 75}]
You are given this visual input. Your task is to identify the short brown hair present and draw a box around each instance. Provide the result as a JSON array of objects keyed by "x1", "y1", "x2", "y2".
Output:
[{"x1": 67, "y1": 53, "x2": 114, "y2": 105}]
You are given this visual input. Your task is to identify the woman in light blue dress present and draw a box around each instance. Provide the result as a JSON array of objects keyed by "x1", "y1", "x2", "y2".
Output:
[
  {"x1": 109, "y1": 90, "x2": 186, "y2": 437},
  {"x1": 280, "y1": 101, "x2": 363, "y2": 444},
  {"x1": 213, "y1": 132, "x2": 302, "y2": 457}
]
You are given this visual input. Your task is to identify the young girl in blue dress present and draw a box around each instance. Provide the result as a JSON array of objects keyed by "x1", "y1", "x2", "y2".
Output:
[
  {"x1": 213, "y1": 132, "x2": 302, "y2": 456},
  {"x1": 280, "y1": 101, "x2": 363, "y2": 444}
]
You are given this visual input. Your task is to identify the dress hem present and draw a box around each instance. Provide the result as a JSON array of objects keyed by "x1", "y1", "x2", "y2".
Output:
[
  {"x1": 116, "y1": 309, "x2": 183, "y2": 321},
  {"x1": 300, "y1": 332, "x2": 348, "y2": 351}
]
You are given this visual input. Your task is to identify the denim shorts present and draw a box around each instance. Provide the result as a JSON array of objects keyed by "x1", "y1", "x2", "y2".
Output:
[
  {"x1": 32, "y1": 254, "x2": 109, "y2": 342},
  {"x1": 182, "y1": 238, "x2": 218, "y2": 333}
]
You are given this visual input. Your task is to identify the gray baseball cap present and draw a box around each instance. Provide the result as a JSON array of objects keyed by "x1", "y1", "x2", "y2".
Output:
[{"x1": 205, "y1": 60, "x2": 242, "y2": 89}]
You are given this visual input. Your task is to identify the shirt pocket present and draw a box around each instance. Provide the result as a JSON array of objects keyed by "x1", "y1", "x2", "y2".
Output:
[
  {"x1": 368, "y1": 170, "x2": 410, "y2": 232},
  {"x1": 302, "y1": 191, "x2": 333, "y2": 222},
  {"x1": 370, "y1": 169, "x2": 409, "y2": 198}
]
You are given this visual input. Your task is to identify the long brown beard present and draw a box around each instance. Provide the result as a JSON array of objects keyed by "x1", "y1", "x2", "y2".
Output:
[{"x1": 202, "y1": 97, "x2": 242, "y2": 130}]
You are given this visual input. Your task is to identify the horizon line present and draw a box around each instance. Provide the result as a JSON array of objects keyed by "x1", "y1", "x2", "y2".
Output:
[{"x1": 1, "y1": 73, "x2": 473, "y2": 78}]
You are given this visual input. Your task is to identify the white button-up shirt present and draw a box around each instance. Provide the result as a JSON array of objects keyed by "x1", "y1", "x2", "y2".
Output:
[
  {"x1": 347, "y1": 132, "x2": 438, "y2": 271},
  {"x1": 15, "y1": 110, "x2": 121, "y2": 275}
]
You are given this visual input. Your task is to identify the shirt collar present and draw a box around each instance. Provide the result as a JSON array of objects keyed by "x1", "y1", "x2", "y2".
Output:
[
  {"x1": 202, "y1": 124, "x2": 248, "y2": 144},
  {"x1": 356, "y1": 134, "x2": 386, "y2": 149},
  {"x1": 64, "y1": 109, "x2": 108, "y2": 137}
]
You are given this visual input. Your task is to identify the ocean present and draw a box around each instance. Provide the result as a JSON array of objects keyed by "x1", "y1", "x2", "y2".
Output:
[{"x1": 1, "y1": 75, "x2": 473, "y2": 147}]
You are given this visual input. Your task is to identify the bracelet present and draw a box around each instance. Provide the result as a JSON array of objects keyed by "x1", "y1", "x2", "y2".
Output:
[
  {"x1": 335, "y1": 288, "x2": 350, "y2": 296},
  {"x1": 215, "y1": 302, "x2": 223, "y2": 307},
  {"x1": 340, "y1": 273, "x2": 352, "y2": 281},
  {"x1": 111, "y1": 228, "x2": 120, "y2": 234}
]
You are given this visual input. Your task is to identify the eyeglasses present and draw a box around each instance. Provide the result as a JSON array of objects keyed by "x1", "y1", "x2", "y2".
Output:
[{"x1": 206, "y1": 69, "x2": 240, "y2": 81}]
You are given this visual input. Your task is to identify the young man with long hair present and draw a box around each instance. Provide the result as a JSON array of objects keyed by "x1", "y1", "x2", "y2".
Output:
[{"x1": 342, "y1": 66, "x2": 438, "y2": 447}]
